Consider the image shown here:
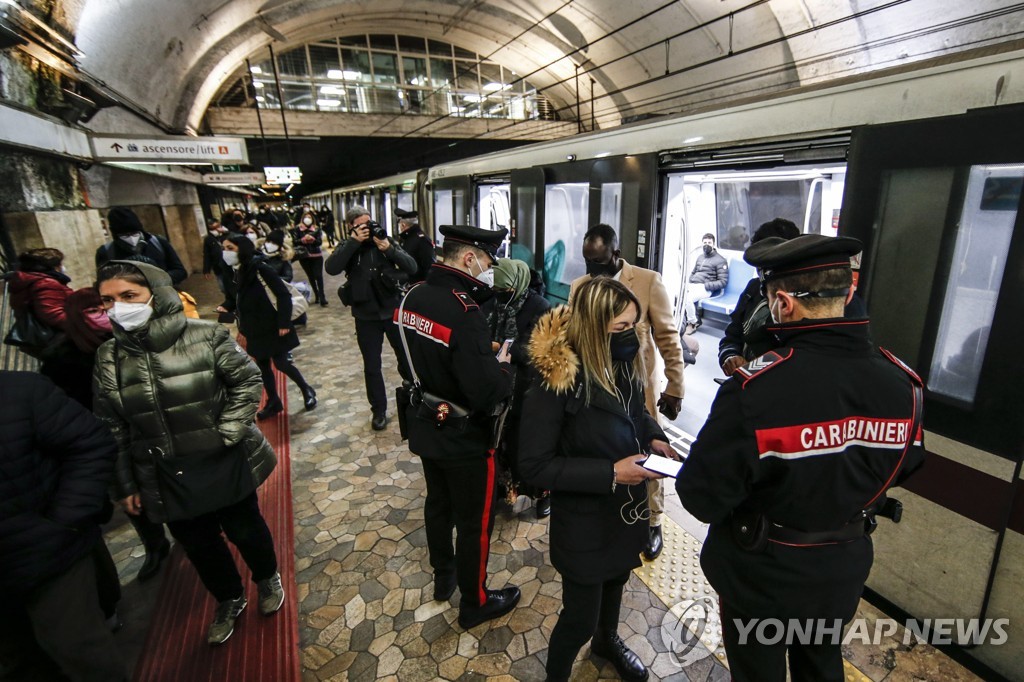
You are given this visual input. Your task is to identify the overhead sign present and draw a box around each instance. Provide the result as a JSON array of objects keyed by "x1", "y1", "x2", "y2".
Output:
[
  {"x1": 264, "y1": 166, "x2": 302, "y2": 185},
  {"x1": 90, "y1": 134, "x2": 249, "y2": 164},
  {"x1": 202, "y1": 172, "x2": 266, "y2": 185}
]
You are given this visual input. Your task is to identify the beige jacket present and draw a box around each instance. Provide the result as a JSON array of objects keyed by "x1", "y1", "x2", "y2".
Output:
[{"x1": 570, "y1": 261, "x2": 685, "y2": 417}]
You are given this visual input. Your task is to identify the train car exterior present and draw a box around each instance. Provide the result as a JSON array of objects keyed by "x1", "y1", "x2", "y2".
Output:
[{"x1": 315, "y1": 47, "x2": 1024, "y2": 679}]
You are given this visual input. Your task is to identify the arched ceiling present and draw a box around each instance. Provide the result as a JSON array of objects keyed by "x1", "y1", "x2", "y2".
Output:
[{"x1": 70, "y1": 0, "x2": 1024, "y2": 135}]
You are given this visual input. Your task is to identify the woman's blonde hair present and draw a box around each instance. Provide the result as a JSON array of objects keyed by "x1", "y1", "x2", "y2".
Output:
[{"x1": 567, "y1": 277, "x2": 644, "y2": 402}]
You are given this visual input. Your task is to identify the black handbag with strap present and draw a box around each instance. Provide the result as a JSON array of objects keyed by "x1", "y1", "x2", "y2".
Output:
[{"x1": 4, "y1": 309, "x2": 66, "y2": 359}]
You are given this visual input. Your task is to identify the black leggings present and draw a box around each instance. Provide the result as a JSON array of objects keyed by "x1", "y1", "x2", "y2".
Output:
[
  {"x1": 297, "y1": 257, "x2": 325, "y2": 303},
  {"x1": 546, "y1": 571, "x2": 630, "y2": 679},
  {"x1": 256, "y1": 352, "x2": 309, "y2": 404}
]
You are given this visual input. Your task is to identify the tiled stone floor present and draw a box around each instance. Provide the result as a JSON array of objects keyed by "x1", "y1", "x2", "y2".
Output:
[{"x1": 68, "y1": 262, "x2": 983, "y2": 682}]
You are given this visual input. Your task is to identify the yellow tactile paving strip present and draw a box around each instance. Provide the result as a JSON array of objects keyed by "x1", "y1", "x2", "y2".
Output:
[{"x1": 634, "y1": 516, "x2": 874, "y2": 681}]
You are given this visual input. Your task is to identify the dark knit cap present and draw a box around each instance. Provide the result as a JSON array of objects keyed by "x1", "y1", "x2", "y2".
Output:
[{"x1": 107, "y1": 207, "x2": 144, "y2": 235}]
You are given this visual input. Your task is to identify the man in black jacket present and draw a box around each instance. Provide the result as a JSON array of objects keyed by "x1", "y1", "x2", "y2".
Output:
[
  {"x1": 95, "y1": 206, "x2": 187, "y2": 285},
  {"x1": 676, "y1": 235, "x2": 925, "y2": 682},
  {"x1": 395, "y1": 209, "x2": 435, "y2": 282},
  {"x1": 682, "y1": 232, "x2": 728, "y2": 333},
  {"x1": 325, "y1": 205, "x2": 417, "y2": 430},
  {"x1": 0, "y1": 372, "x2": 124, "y2": 680},
  {"x1": 396, "y1": 224, "x2": 520, "y2": 630}
]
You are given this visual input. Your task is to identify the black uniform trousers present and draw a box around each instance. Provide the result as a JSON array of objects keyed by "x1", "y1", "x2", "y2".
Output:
[
  {"x1": 720, "y1": 601, "x2": 844, "y2": 682},
  {"x1": 421, "y1": 453, "x2": 497, "y2": 608},
  {"x1": 354, "y1": 317, "x2": 412, "y2": 416},
  {"x1": 546, "y1": 571, "x2": 630, "y2": 680},
  {"x1": 23, "y1": 552, "x2": 126, "y2": 682},
  {"x1": 165, "y1": 492, "x2": 278, "y2": 603}
]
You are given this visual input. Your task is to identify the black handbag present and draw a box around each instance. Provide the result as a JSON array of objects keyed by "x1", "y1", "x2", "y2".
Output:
[
  {"x1": 338, "y1": 281, "x2": 353, "y2": 306},
  {"x1": 150, "y1": 444, "x2": 255, "y2": 521},
  {"x1": 4, "y1": 310, "x2": 65, "y2": 359}
]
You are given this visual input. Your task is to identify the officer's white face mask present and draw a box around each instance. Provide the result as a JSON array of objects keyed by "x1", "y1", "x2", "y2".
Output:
[
  {"x1": 119, "y1": 232, "x2": 143, "y2": 248},
  {"x1": 109, "y1": 297, "x2": 154, "y2": 331},
  {"x1": 470, "y1": 256, "x2": 494, "y2": 287}
]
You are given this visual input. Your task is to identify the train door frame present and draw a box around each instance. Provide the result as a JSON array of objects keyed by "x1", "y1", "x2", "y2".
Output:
[
  {"x1": 841, "y1": 104, "x2": 1024, "y2": 680},
  {"x1": 510, "y1": 167, "x2": 546, "y2": 272},
  {"x1": 589, "y1": 154, "x2": 659, "y2": 271}
]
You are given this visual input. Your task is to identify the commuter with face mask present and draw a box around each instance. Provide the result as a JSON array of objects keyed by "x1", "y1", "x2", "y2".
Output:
[
  {"x1": 93, "y1": 260, "x2": 285, "y2": 646},
  {"x1": 291, "y1": 211, "x2": 327, "y2": 306},
  {"x1": 96, "y1": 206, "x2": 187, "y2": 285},
  {"x1": 520, "y1": 276, "x2": 677, "y2": 682}
]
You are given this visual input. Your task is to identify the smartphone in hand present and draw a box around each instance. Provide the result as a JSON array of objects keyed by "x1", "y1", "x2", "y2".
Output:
[
  {"x1": 496, "y1": 338, "x2": 514, "y2": 361},
  {"x1": 641, "y1": 454, "x2": 684, "y2": 478}
]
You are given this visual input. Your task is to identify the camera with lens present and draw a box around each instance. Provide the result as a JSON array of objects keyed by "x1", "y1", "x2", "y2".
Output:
[{"x1": 366, "y1": 220, "x2": 388, "y2": 241}]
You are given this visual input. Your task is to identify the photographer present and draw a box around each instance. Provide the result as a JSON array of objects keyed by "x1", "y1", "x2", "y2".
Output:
[{"x1": 325, "y1": 206, "x2": 416, "y2": 430}]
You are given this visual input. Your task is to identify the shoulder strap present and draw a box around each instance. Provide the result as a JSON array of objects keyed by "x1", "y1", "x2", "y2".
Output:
[
  {"x1": 396, "y1": 284, "x2": 422, "y2": 387},
  {"x1": 147, "y1": 234, "x2": 166, "y2": 260},
  {"x1": 863, "y1": 382, "x2": 923, "y2": 510},
  {"x1": 255, "y1": 269, "x2": 279, "y2": 312}
]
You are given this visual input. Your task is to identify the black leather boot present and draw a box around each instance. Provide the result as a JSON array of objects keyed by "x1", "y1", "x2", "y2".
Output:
[
  {"x1": 457, "y1": 586, "x2": 521, "y2": 629},
  {"x1": 642, "y1": 525, "x2": 663, "y2": 561},
  {"x1": 591, "y1": 631, "x2": 648, "y2": 682},
  {"x1": 257, "y1": 398, "x2": 284, "y2": 421},
  {"x1": 137, "y1": 538, "x2": 170, "y2": 582},
  {"x1": 301, "y1": 386, "x2": 317, "y2": 411}
]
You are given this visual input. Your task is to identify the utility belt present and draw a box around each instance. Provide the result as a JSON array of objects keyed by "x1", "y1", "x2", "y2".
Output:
[{"x1": 732, "y1": 498, "x2": 903, "y2": 553}]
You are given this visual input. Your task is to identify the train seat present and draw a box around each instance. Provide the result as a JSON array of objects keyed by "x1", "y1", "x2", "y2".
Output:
[{"x1": 699, "y1": 257, "x2": 756, "y2": 318}]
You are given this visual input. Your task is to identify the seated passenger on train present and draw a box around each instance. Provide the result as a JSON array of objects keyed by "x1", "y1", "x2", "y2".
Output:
[
  {"x1": 682, "y1": 233, "x2": 729, "y2": 333},
  {"x1": 520, "y1": 276, "x2": 678, "y2": 682},
  {"x1": 92, "y1": 260, "x2": 285, "y2": 647}
]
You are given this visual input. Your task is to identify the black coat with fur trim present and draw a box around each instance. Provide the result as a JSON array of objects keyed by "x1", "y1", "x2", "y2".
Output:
[{"x1": 519, "y1": 307, "x2": 667, "y2": 585}]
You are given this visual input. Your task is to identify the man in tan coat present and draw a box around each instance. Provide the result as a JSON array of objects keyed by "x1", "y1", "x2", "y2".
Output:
[{"x1": 570, "y1": 223, "x2": 685, "y2": 561}]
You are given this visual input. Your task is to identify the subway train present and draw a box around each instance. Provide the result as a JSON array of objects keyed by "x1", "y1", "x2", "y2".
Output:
[{"x1": 308, "y1": 47, "x2": 1024, "y2": 679}]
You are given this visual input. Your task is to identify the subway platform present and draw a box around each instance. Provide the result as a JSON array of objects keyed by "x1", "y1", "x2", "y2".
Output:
[{"x1": 16, "y1": 266, "x2": 987, "y2": 682}]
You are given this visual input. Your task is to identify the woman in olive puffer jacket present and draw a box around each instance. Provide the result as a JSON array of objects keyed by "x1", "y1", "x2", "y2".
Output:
[{"x1": 92, "y1": 260, "x2": 285, "y2": 646}]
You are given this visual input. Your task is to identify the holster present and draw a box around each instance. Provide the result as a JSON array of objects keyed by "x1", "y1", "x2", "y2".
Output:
[
  {"x1": 731, "y1": 511, "x2": 770, "y2": 553},
  {"x1": 410, "y1": 386, "x2": 470, "y2": 432}
]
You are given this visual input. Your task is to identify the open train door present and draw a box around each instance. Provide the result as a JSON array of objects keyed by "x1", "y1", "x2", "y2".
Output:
[
  {"x1": 840, "y1": 103, "x2": 1024, "y2": 679},
  {"x1": 510, "y1": 167, "x2": 545, "y2": 272}
]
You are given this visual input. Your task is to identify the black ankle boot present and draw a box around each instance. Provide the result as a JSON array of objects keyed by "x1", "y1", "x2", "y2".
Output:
[
  {"x1": 301, "y1": 386, "x2": 317, "y2": 411},
  {"x1": 137, "y1": 538, "x2": 170, "y2": 582},
  {"x1": 257, "y1": 398, "x2": 284, "y2": 420},
  {"x1": 591, "y1": 632, "x2": 648, "y2": 682}
]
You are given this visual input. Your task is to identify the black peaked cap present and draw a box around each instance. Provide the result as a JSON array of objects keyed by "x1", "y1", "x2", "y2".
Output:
[
  {"x1": 744, "y1": 234, "x2": 863, "y2": 282},
  {"x1": 394, "y1": 208, "x2": 418, "y2": 219},
  {"x1": 439, "y1": 224, "x2": 507, "y2": 259}
]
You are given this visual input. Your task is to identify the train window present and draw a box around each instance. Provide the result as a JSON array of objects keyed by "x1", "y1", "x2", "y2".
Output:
[
  {"x1": 434, "y1": 189, "x2": 454, "y2": 244},
  {"x1": 927, "y1": 164, "x2": 1022, "y2": 404},
  {"x1": 867, "y1": 167, "x2": 957, "y2": 368},
  {"x1": 600, "y1": 183, "x2": 622, "y2": 233},
  {"x1": 396, "y1": 191, "x2": 414, "y2": 213},
  {"x1": 543, "y1": 183, "x2": 590, "y2": 302}
]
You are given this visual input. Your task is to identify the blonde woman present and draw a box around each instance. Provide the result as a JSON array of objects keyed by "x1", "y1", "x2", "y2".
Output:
[{"x1": 520, "y1": 277, "x2": 678, "y2": 682}]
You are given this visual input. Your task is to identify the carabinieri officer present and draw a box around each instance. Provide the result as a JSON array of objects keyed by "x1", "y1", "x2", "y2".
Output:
[
  {"x1": 676, "y1": 234, "x2": 925, "y2": 682},
  {"x1": 395, "y1": 224, "x2": 520, "y2": 629}
]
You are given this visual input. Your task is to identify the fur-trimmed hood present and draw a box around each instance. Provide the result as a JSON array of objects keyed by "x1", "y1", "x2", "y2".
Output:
[{"x1": 528, "y1": 306, "x2": 580, "y2": 394}]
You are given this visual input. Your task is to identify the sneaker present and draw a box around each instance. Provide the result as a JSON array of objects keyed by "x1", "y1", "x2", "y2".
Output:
[
  {"x1": 257, "y1": 572, "x2": 285, "y2": 615},
  {"x1": 208, "y1": 595, "x2": 247, "y2": 645}
]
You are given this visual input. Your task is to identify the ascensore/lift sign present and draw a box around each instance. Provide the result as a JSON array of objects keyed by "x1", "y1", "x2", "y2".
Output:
[{"x1": 89, "y1": 134, "x2": 249, "y2": 165}]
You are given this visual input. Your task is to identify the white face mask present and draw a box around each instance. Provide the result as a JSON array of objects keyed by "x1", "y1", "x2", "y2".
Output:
[
  {"x1": 302, "y1": 216, "x2": 314, "y2": 226},
  {"x1": 119, "y1": 233, "x2": 142, "y2": 248},
  {"x1": 263, "y1": 242, "x2": 280, "y2": 254},
  {"x1": 222, "y1": 250, "x2": 240, "y2": 267},
  {"x1": 109, "y1": 297, "x2": 154, "y2": 331},
  {"x1": 246, "y1": 233, "x2": 258, "y2": 243},
  {"x1": 470, "y1": 257, "x2": 494, "y2": 287},
  {"x1": 769, "y1": 296, "x2": 782, "y2": 324}
]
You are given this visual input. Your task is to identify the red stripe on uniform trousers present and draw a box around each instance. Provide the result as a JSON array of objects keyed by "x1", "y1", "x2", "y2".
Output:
[{"x1": 478, "y1": 451, "x2": 496, "y2": 606}]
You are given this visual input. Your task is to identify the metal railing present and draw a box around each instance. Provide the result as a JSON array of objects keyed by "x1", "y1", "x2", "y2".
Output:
[{"x1": 1, "y1": 277, "x2": 40, "y2": 372}]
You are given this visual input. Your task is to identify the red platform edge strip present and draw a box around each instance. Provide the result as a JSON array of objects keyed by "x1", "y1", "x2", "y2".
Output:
[{"x1": 132, "y1": 358, "x2": 300, "y2": 682}]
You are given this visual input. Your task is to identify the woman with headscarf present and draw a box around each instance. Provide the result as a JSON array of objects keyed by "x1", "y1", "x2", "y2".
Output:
[
  {"x1": 92, "y1": 260, "x2": 284, "y2": 646},
  {"x1": 290, "y1": 210, "x2": 327, "y2": 306},
  {"x1": 220, "y1": 233, "x2": 317, "y2": 420},
  {"x1": 488, "y1": 258, "x2": 552, "y2": 517}
]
